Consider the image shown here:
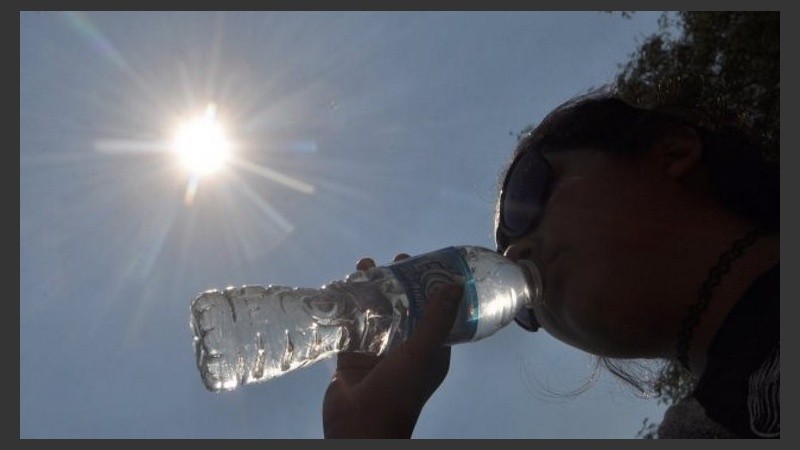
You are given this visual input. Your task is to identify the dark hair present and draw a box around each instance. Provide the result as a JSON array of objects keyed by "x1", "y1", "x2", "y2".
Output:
[{"x1": 511, "y1": 89, "x2": 779, "y2": 231}]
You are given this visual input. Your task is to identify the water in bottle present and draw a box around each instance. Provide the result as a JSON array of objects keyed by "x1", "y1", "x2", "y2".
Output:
[{"x1": 190, "y1": 245, "x2": 542, "y2": 392}]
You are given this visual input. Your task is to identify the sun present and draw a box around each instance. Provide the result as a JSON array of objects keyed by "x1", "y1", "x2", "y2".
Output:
[{"x1": 172, "y1": 104, "x2": 231, "y2": 176}]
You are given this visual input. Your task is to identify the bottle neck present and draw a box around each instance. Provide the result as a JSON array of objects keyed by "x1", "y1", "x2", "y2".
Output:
[{"x1": 515, "y1": 259, "x2": 543, "y2": 332}]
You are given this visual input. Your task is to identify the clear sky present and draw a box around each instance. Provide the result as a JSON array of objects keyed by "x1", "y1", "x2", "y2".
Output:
[{"x1": 21, "y1": 11, "x2": 671, "y2": 438}]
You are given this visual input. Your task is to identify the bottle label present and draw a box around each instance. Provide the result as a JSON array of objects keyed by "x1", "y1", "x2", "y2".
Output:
[{"x1": 386, "y1": 246, "x2": 479, "y2": 342}]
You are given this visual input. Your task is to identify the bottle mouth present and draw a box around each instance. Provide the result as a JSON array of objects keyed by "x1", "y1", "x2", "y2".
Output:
[{"x1": 516, "y1": 259, "x2": 543, "y2": 328}]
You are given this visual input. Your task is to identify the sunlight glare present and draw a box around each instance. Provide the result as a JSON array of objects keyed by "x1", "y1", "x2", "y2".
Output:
[{"x1": 173, "y1": 104, "x2": 231, "y2": 176}]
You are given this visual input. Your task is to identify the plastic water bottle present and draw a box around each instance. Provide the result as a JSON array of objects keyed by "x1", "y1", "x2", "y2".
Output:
[{"x1": 190, "y1": 245, "x2": 543, "y2": 392}]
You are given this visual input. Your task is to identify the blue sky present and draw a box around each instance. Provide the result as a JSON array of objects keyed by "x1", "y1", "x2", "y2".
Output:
[{"x1": 21, "y1": 11, "x2": 670, "y2": 438}]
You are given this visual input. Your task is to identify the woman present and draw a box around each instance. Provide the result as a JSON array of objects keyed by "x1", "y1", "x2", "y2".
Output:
[{"x1": 322, "y1": 92, "x2": 780, "y2": 438}]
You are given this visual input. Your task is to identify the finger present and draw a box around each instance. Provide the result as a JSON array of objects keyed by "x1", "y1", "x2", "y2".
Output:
[
  {"x1": 356, "y1": 283, "x2": 462, "y2": 403},
  {"x1": 336, "y1": 352, "x2": 383, "y2": 371},
  {"x1": 356, "y1": 257, "x2": 376, "y2": 271},
  {"x1": 393, "y1": 253, "x2": 411, "y2": 262},
  {"x1": 333, "y1": 351, "x2": 385, "y2": 387},
  {"x1": 403, "y1": 282, "x2": 463, "y2": 364}
]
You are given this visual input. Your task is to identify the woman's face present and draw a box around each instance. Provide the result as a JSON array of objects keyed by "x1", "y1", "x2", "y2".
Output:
[{"x1": 500, "y1": 148, "x2": 693, "y2": 357}]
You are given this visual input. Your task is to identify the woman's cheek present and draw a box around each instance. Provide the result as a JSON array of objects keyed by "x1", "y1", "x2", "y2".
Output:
[{"x1": 549, "y1": 256, "x2": 614, "y2": 348}]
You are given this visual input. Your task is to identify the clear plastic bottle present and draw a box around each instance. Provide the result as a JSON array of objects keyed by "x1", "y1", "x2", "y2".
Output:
[{"x1": 190, "y1": 245, "x2": 542, "y2": 392}]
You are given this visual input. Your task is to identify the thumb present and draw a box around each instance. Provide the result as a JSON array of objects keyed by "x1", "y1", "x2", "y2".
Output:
[{"x1": 403, "y1": 282, "x2": 464, "y2": 363}]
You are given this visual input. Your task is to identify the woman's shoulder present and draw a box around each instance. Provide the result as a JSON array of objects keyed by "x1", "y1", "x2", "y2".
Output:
[{"x1": 657, "y1": 396, "x2": 740, "y2": 438}]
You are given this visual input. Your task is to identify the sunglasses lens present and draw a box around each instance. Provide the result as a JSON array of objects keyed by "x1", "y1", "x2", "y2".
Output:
[{"x1": 502, "y1": 152, "x2": 550, "y2": 235}]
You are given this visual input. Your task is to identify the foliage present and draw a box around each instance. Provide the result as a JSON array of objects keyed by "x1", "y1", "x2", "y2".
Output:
[{"x1": 615, "y1": 12, "x2": 779, "y2": 162}]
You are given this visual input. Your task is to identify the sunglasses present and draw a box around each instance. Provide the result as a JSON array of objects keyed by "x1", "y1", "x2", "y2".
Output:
[{"x1": 495, "y1": 149, "x2": 555, "y2": 332}]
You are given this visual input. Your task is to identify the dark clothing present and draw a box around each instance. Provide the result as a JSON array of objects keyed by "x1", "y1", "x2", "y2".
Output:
[{"x1": 658, "y1": 265, "x2": 779, "y2": 438}]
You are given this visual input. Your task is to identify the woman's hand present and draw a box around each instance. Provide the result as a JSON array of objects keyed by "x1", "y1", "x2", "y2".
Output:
[{"x1": 322, "y1": 253, "x2": 463, "y2": 438}]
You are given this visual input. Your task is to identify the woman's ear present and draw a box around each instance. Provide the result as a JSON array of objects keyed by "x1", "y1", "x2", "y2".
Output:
[{"x1": 652, "y1": 125, "x2": 704, "y2": 179}]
